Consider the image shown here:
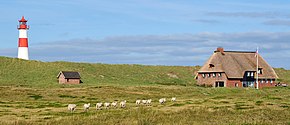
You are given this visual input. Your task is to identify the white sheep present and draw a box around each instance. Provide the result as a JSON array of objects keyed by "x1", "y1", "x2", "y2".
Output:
[
  {"x1": 136, "y1": 100, "x2": 141, "y2": 105},
  {"x1": 159, "y1": 98, "x2": 166, "y2": 104},
  {"x1": 68, "y1": 104, "x2": 77, "y2": 112},
  {"x1": 146, "y1": 99, "x2": 152, "y2": 106},
  {"x1": 96, "y1": 103, "x2": 103, "y2": 110},
  {"x1": 83, "y1": 103, "x2": 90, "y2": 112},
  {"x1": 171, "y1": 97, "x2": 176, "y2": 102},
  {"x1": 104, "y1": 102, "x2": 110, "y2": 109},
  {"x1": 111, "y1": 101, "x2": 118, "y2": 108},
  {"x1": 120, "y1": 100, "x2": 126, "y2": 108},
  {"x1": 142, "y1": 100, "x2": 147, "y2": 105}
]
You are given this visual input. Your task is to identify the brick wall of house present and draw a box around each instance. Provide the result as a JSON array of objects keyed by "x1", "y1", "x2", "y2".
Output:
[
  {"x1": 197, "y1": 73, "x2": 277, "y2": 88},
  {"x1": 197, "y1": 72, "x2": 227, "y2": 87},
  {"x1": 227, "y1": 79, "x2": 242, "y2": 87},
  {"x1": 257, "y1": 79, "x2": 276, "y2": 88},
  {"x1": 227, "y1": 79, "x2": 276, "y2": 88}
]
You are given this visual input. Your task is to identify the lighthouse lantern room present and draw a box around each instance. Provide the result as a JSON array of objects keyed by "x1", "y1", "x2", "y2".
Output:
[{"x1": 17, "y1": 16, "x2": 29, "y2": 60}]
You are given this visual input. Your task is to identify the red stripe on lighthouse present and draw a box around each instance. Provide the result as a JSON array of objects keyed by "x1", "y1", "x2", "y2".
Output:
[
  {"x1": 18, "y1": 24, "x2": 28, "y2": 29},
  {"x1": 18, "y1": 38, "x2": 28, "y2": 47}
]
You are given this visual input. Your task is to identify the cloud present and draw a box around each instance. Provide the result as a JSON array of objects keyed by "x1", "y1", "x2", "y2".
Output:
[
  {"x1": 192, "y1": 19, "x2": 220, "y2": 24},
  {"x1": 207, "y1": 12, "x2": 290, "y2": 19},
  {"x1": 263, "y1": 19, "x2": 290, "y2": 26},
  {"x1": 1, "y1": 32, "x2": 290, "y2": 69},
  {"x1": 0, "y1": 48, "x2": 15, "y2": 56}
]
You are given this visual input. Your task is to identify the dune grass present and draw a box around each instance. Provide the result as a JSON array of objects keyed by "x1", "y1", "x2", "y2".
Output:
[
  {"x1": 275, "y1": 68, "x2": 290, "y2": 84},
  {"x1": 0, "y1": 86, "x2": 289, "y2": 125},
  {"x1": 0, "y1": 56, "x2": 289, "y2": 124},
  {"x1": 0, "y1": 56, "x2": 198, "y2": 88}
]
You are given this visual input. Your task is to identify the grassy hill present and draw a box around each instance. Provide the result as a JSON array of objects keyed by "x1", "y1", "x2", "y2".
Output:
[
  {"x1": 275, "y1": 68, "x2": 290, "y2": 84},
  {"x1": 0, "y1": 56, "x2": 289, "y2": 125},
  {"x1": 0, "y1": 56, "x2": 200, "y2": 87},
  {"x1": 0, "y1": 56, "x2": 289, "y2": 87}
]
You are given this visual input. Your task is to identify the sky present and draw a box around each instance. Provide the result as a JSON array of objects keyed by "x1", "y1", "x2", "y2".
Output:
[{"x1": 0, "y1": 0, "x2": 290, "y2": 69}]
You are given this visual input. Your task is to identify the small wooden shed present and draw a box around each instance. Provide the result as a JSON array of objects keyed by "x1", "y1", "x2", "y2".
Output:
[{"x1": 57, "y1": 71, "x2": 81, "y2": 84}]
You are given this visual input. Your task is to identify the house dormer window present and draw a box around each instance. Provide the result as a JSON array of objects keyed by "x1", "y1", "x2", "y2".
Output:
[
  {"x1": 209, "y1": 64, "x2": 215, "y2": 68},
  {"x1": 258, "y1": 68, "x2": 263, "y2": 74},
  {"x1": 245, "y1": 71, "x2": 254, "y2": 78}
]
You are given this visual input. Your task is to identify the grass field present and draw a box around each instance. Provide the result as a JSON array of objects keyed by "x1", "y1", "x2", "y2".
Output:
[
  {"x1": 0, "y1": 56, "x2": 199, "y2": 87},
  {"x1": 0, "y1": 56, "x2": 289, "y2": 125}
]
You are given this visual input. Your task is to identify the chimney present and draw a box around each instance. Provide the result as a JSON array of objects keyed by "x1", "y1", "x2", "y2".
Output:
[{"x1": 216, "y1": 47, "x2": 225, "y2": 55}]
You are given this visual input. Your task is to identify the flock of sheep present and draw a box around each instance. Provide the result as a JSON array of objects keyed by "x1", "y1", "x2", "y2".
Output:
[{"x1": 67, "y1": 97, "x2": 176, "y2": 112}]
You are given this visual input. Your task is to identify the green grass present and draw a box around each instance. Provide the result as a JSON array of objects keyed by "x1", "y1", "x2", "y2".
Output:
[
  {"x1": 275, "y1": 68, "x2": 290, "y2": 84},
  {"x1": 0, "y1": 56, "x2": 289, "y2": 124},
  {"x1": 28, "y1": 94, "x2": 43, "y2": 100},
  {"x1": 0, "y1": 86, "x2": 288, "y2": 125},
  {"x1": 59, "y1": 95, "x2": 77, "y2": 98},
  {"x1": 0, "y1": 56, "x2": 198, "y2": 88}
]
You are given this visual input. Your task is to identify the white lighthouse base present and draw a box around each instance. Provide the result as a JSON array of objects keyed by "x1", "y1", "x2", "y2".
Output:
[{"x1": 18, "y1": 47, "x2": 29, "y2": 60}]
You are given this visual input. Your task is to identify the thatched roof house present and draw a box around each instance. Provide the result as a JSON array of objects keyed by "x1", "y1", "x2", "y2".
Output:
[
  {"x1": 57, "y1": 71, "x2": 81, "y2": 84},
  {"x1": 196, "y1": 47, "x2": 278, "y2": 88}
]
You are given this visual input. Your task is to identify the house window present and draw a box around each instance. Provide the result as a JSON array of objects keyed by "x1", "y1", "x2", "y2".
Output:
[
  {"x1": 208, "y1": 74, "x2": 211, "y2": 77},
  {"x1": 215, "y1": 81, "x2": 225, "y2": 87},
  {"x1": 266, "y1": 79, "x2": 268, "y2": 83},
  {"x1": 247, "y1": 72, "x2": 251, "y2": 77},
  {"x1": 235, "y1": 83, "x2": 239, "y2": 87},
  {"x1": 218, "y1": 73, "x2": 222, "y2": 77},
  {"x1": 261, "y1": 80, "x2": 264, "y2": 83},
  {"x1": 258, "y1": 68, "x2": 263, "y2": 74},
  {"x1": 213, "y1": 73, "x2": 216, "y2": 77},
  {"x1": 202, "y1": 74, "x2": 205, "y2": 78},
  {"x1": 270, "y1": 79, "x2": 273, "y2": 83},
  {"x1": 251, "y1": 72, "x2": 254, "y2": 77}
]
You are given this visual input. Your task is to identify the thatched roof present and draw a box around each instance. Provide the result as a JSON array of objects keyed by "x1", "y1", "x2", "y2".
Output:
[
  {"x1": 198, "y1": 48, "x2": 278, "y2": 79},
  {"x1": 57, "y1": 71, "x2": 81, "y2": 79}
]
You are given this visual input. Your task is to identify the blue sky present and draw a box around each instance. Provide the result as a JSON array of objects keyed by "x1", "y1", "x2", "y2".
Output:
[{"x1": 0, "y1": 0, "x2": 290, "y2": 69}]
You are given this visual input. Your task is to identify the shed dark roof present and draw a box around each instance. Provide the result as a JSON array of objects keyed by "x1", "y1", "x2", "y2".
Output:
[
  {"x1": 57, "y1": 71, "x2": 81, "y2": 79},
  {"x1": 198, "y1": 49, "x2": 278, "y2": 79}
]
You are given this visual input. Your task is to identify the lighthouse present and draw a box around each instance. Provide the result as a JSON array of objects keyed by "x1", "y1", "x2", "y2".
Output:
[{"x1": 17, "y1": 16, "x2": 29, "y2": 60}]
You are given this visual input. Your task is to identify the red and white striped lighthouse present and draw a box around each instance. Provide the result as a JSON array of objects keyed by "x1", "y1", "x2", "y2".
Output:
[{"x1": 17, "y1": 16, "x2": 29, "y2": 60}]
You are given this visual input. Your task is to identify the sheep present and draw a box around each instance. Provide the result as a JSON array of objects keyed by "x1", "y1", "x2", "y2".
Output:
[
  {"x1": 68, "y1": 104, "x2": 77, "y2": 112},
  {"x1": 104, "y1": 102, "x2": 110, "y2": 109},
  {"x1": 83, "y1": 103, "x2": 90, "y2": 112},
  {"x1": 142, "y1": 100, "x2": 147, "y2": 105},
  {"x1": 171, "y1": 97, "x2": 176, "y2": 102},
  {"x1": 120, "y1": 100, "x2": 126, "y2": 108},
  {"x1": 111, "y1": 101, "x2": 118, "y2": 108},
  {"x1": 159, "y1": 98, "x2": 166, "y2": 104},
  {"x1": 96, "y1": 103, "x2": 103, "y2": 110},
  {"x1": 146, "y1": 99, "x2": 152, "y2": 106},
  {"x1": 136, "y1": 100, "x2": 141, "y2": 105}
]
